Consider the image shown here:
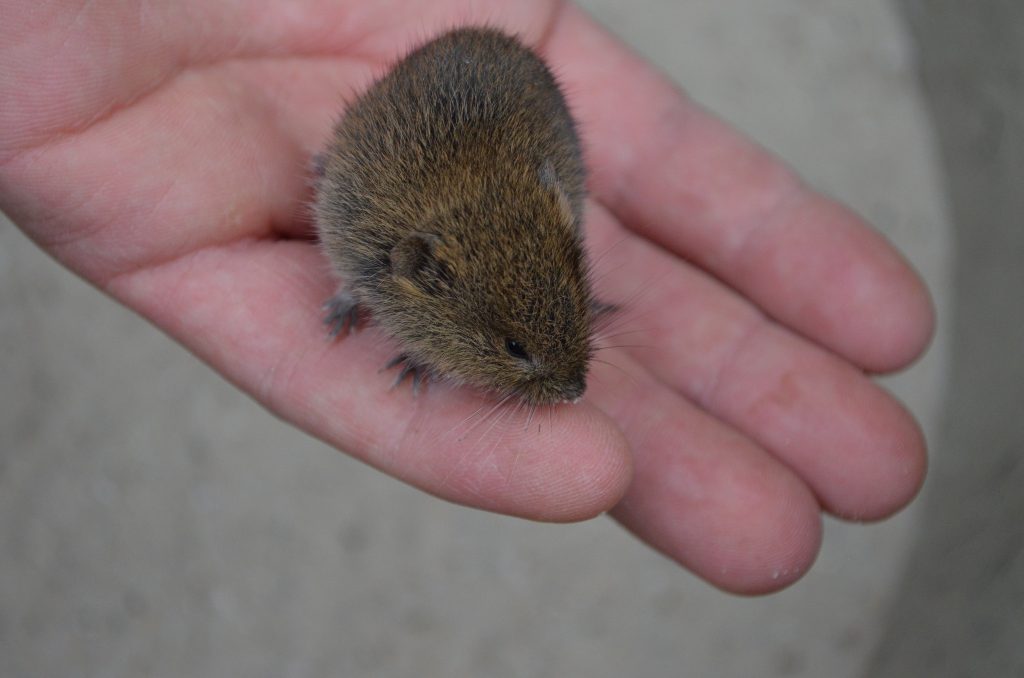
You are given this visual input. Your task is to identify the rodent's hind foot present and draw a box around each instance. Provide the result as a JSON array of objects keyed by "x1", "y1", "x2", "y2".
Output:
[
  {"x1": 382, "y1": 354, "x2": 430, "y2": 396},
  {"x1": 322, "y1": 291, "x2": 361, "y2": 338}
]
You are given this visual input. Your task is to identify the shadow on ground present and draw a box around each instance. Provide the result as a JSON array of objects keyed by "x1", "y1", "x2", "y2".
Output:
[{"x1": 869, "y1": 2, "x2": 1024, "y2": 675}]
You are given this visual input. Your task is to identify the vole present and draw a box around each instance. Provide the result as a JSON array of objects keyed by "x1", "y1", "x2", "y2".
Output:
[{"x1": 314, "y1": 27, "x2": 598, "y2": 405}]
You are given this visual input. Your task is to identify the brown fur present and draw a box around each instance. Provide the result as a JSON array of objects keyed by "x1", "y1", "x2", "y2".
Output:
[{"x1": 314, "y1": 27, "x2": 596, "y2": 405}]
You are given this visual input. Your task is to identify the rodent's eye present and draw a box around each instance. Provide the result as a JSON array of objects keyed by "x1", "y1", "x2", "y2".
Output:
[{"x1": 504, "y1": 338, "x2": 531, "y2": 362}]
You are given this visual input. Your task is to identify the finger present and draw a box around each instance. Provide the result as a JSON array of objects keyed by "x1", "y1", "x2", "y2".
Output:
[
  {"x1": 0, "y1": 2, "x2": 561, "y2": 283},
  {"x1": 543, "y1": 6, "x2": 934, "y2": 373},
  {"x1": 105, "y1": 239, "x2": 632, "y2": 522},
  {"x1": 0, "y1": 56, "x2": 380, "y2": 284},
  {"x1": 585, "y1": 352, "x2": 822, "y2": 594},
  {"x1": 586, "y1": 204, "x2": 926, "y2": 519},
  {"x1": 0, "y1": 0, "x2": 557, "y2": 160},
  {"x1": 0, "y1": 0, "x2": 364, "y2": 157}
]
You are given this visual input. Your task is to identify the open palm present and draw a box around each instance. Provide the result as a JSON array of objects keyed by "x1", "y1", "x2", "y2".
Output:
[{"x1": 0, "y1": 1, "x2": 932, "y2": 593}]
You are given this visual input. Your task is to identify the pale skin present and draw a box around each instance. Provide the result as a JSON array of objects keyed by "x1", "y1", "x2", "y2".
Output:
[{"x1": 0, "y1": 1, "x2": 933, "y2": 594}]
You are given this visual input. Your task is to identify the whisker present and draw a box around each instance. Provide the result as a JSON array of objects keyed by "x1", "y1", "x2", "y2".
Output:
[
  {"x1": 591, "y1": 311, "x2": 658, "y2": 347},
  {"x1": 440, "y1": 395, "x2": 514, "y2": 489},
  {"x1": 589, "y1": 357, "x2": 639, "y2": 388},
  {"x1": 593, "y1": 329, "x2": 649, "y2": 340},
  {"x1": 438, "y1": 400, "x2": 491, "y2": 442},
  {"x1": 586, "y1": 235, "x2": 629, "y2": 272},
  {"x1": 524, "y1": 403, "x2": 538, "y2": 435},
  {"x1": 593, "y1": 343, "x2": 652, "y2": 351},
  {"x1": 477, "y1": 401, "x2": 518, "y2": 479},
  {"x1": 505, "y1": 399, "x2": 530, "y2": 486},
  {"x1": 456, "y1": 392, "x2": 517, "y2": 443}
]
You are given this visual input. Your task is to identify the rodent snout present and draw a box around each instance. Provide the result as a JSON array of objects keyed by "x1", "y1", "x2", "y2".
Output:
[{"x1": 559, "y1": 375, "x2": 587, "y2": 403}]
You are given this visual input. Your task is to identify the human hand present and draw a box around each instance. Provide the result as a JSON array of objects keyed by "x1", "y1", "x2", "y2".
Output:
[{"x1": 0, "y1": 1, "x2": 932, "y2": 593}]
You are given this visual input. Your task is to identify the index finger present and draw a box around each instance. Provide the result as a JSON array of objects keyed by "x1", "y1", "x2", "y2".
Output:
[{"x1": 543, "y1": 6, "x2": 934, "y2": 373}]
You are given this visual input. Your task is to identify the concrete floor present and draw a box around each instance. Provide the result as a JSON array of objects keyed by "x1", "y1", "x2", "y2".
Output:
[
  {"x1": 1, "y1": 1, "x2": 1017, "y2": 676},
  {"x1": 869, "y1": 2, "x2": 1024, "y2": 675}
]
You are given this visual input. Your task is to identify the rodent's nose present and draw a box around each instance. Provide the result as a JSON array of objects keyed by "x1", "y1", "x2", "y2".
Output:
[{"x1": 562, "y1": 376, "x2": 586, "y2": 403}]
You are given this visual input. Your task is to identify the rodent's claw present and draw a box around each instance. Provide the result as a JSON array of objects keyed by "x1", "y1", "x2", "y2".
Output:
[
  {"x1": 383, "y1": 354, "x2": 429, "y2": 396},
  {"x1": 323, "y1": 292, "x2": 361, "y2": 339}
]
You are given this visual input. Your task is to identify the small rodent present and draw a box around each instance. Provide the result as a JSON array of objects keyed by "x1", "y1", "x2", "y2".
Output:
[{"x1": 314, "y1": 27, "x2": 598, "y2": 405}]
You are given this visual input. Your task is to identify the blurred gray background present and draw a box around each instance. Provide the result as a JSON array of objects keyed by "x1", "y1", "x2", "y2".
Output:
[{"x1": 0, "y1": 1, "x2": 1019, "y2": 676}]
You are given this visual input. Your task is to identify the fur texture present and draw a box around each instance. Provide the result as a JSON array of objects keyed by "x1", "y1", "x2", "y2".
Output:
[{"x1": 314, "y1": 28, "x2": 595, "y2": 405}]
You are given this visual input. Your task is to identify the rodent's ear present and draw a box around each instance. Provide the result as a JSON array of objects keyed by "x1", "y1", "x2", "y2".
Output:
[
  {"x1": 539, "y1": 160, "x2": 575, "y2": 227},
  {"x1": 390, "y1": 232, "x2": 441, "y2": 279}
]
